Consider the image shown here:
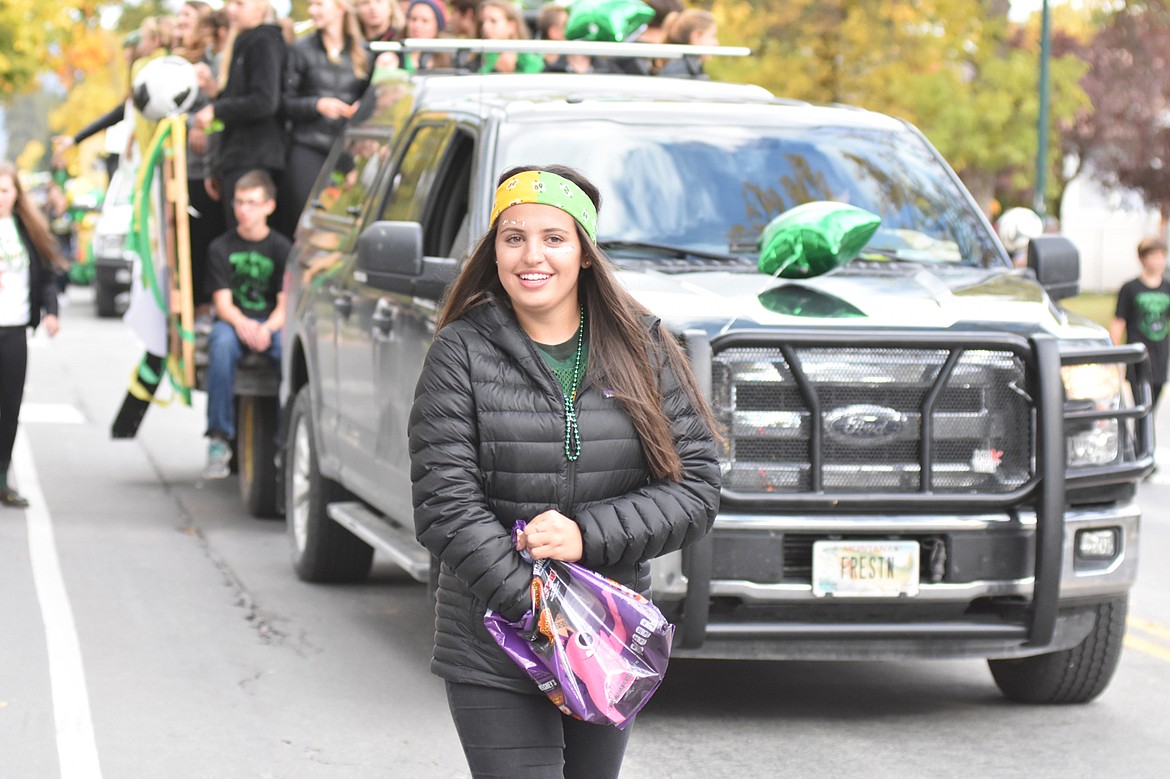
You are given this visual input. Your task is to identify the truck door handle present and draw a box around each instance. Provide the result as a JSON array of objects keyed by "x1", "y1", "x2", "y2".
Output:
[
  {"x1": 372, "y1": 299, "x2": 394, "y2": 337},
  {"x1": 334, "y1": 294, "x2": 354, "y2": 319}
]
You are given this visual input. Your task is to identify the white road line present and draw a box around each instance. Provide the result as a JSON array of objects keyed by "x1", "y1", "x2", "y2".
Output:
[
  {"x1": 13, "y1": 430, "x2": 103, "y2": 779},
  {"x1": 20, "y1": 403, "x2": 86, "y2": 425}
]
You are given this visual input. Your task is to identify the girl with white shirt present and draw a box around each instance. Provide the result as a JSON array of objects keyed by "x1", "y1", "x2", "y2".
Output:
[{"x1": 0, "y1": 162, "x2": 65, "y2": 508}]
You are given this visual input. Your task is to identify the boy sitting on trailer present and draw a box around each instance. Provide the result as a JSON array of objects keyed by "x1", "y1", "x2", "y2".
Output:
[{"x1": 203, "y1": 170, "x2": 290, "y2": 479}]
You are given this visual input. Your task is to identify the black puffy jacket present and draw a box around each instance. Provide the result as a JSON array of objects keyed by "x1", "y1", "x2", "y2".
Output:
[
  {"x1": 409, "y1": 299, "x2": 721, "y2": 693},
  {"x1": 212, "y1": 24, "x2": 287, "y2": 176},
  {"x1": 11, "y1": 217, "x2": 59, "y2": 331},
  {"x1": 283, "y1": 33, "x2": 367, "y2": 155}
]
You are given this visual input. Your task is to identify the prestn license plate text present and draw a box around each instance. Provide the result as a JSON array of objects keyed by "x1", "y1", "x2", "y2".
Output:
[{"x1": 812, "y1": 540, "x2": 920, "y2": 597}]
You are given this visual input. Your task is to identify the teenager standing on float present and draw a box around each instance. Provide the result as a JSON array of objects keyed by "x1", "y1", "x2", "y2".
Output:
[
  {"x1": 194, "y1": 0, "x2": 288, "y2": 234},
  {"x1": 0, "y1": 163, "x2": 66, "y2": 508},
  {"x1": 174, "y1": 0, "x2": 227, "y2": 318},
  {"x1": 356, "y1": 0, "x2": 404, "y2": 42},
  {"x1": 276, "y1": 0, "x2": 369, "y2": 238},
  {"x1": 409, "y1": 164, "x2": 721, "y2": 778}
]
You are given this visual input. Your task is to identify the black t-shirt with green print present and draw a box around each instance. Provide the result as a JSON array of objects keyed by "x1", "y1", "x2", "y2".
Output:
[
  {"x1": 207, "y1": 229, "x2": 291, "y2": 320},
  {"x1": 1115, "y1": 277, "x2": 1170, "y2": 384}
]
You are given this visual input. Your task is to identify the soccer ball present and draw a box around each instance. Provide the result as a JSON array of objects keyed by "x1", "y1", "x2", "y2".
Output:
[
  {"x1": 132, "y1": 56, "x2": 199, "y2": 121},
  {"x1": 996, "y1": 207, "x2": 1044, "y2": 254}
]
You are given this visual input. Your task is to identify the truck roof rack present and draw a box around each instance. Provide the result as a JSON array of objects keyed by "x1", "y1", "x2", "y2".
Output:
[{"x1": 370, "y1": 38, "x2": 751, "y2": 60}]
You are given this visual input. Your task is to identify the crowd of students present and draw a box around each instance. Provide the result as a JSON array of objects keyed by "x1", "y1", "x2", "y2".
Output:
[
  {"x1": 56, "y1": 0, "x2": 719, "y2": 296},
  {"x1": 42, "y1": 0, "x2": 723, "y2": 479}
]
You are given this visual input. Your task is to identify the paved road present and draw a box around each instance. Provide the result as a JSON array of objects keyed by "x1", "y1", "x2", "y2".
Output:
[{"x1": 2, "y1": 287, "x2": 1168, "y2": 778}]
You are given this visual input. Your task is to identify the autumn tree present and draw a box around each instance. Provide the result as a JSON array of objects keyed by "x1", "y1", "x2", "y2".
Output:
[
  {"x1": 1063, "y1": 1, "x2": 1170, "y2": 218},
  {"x1": 0, "y1": 2, "x2": 111, "y2": 97},
  {"x1": 710, "y1": 0, "x2": 1089, "y2": 213}
]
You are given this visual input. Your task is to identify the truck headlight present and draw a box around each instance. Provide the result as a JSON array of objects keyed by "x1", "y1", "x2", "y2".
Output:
[{"x1": 1061, "y1": 363, "x2": 1123, "y2": 467}]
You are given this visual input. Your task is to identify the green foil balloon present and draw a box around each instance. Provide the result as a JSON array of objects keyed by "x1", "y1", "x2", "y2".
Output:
[
  {"x1": 757, "y1": 201, "x2": 882, "y2": 279},
  {"x1": 565, "y1": 0, "x2": 655, "y2": 43}
]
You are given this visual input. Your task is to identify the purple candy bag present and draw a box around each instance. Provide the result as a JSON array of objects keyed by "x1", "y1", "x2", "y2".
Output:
[{"x1": 483, "y1": 521, "x2": 675, "y2": 729}]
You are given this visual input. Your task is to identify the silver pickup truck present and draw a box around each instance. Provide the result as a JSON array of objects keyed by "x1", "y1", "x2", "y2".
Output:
[{"x1": 278, "y1": 67, "x2": 1153, "y2": 704}]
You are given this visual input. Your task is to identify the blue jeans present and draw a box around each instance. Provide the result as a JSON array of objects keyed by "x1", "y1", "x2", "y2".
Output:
[{"x1": 206, "y1": 319, "x2": 281, "y2": 440}]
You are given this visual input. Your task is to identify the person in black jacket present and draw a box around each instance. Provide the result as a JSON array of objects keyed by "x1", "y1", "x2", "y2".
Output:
[
  {"x1": 175, "y1": 0, "x2": 227, "y2": 316},
  {"x1": 0, "y1": 162, "x2": 66, "y2": 508},
  {"x1": 274, "y1": 0, "x2": 369, "y2": 238},
  {"x1": 194, "y1": 0, "x2": 288, "y2": 234},
  {"x1": 356, "y1": 0, "x2": 404, "y2": 42},
  {"x1": 409, "y1": 164, "x2": 721, "y2": 779},
  {"x1": 657, "y1": 8, "x2": 718, "y2": 80}
]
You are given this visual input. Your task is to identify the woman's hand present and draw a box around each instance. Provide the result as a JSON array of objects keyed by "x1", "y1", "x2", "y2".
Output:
[
  {"x1": 189, "y1": 126, "x2": 208, "y2": 154},
  {"x1": 193, "y1": 63, "x2": 218, "y2": 97},
  {"x1": 517, "y1": 510, "x2": 583, "y2": 562},
  {"x1": 374, "y1": 52, "x2": 399, "y2": 72},
  {"x1": 494, "y1": 51, "x2": 518, "y2": 73},
  {"x1": 43, "y1": 315, "x2": 60, "y2": 337},
  {"x1": 194, "y1": 104, "x2": 215, "y2": 131},
  {"x1": 316, "y1": 97, "x2": 357, "y2": 120}
]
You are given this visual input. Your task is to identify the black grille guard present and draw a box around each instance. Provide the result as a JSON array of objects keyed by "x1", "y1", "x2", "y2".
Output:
[{"x1": 678, "y1": 329, "x2": 1155, "y2": 650}]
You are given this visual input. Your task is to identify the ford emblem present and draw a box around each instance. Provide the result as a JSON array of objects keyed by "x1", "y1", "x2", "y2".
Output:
[{"x1": 824, "y1": 404, "x2": 905, "y2": 446}]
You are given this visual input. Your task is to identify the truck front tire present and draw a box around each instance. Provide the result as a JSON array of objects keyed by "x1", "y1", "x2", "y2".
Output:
[
  {"x1": 988, "y1": 596, "x2": 1127, "y2": 704},
  {"x1": 286, "y1": 386, "x2": 373, "y2": 583}
]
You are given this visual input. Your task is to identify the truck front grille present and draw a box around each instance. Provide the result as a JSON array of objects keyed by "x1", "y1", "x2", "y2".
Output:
[{"x1": 712, "y1": 346, "x2": 1033, "y2": 495}]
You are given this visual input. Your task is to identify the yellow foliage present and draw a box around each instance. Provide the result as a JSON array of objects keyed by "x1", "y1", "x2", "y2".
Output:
[
  {"x1": 16, "y1": 140, "x2": 46, "y2": 172},
  {"x1": 1014, "y1": 0, "x2": 1105, "y2": 45},
  {"x1": 0, "y1": 1, "x2": 77, "y2": 95},
  {"x1": 710, "y1": 0, "x2": 1090, "y2": 198},
  {"x1": 49, "y1": 27, "x2": 128, "y2": 176}
]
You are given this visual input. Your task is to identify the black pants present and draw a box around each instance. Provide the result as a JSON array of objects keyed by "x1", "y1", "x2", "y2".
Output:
[
  {"x1": 273, "y1": 142, "x2": 328, "y2": 240},
  {"x1": 0, "y1": 326, "x2": 28, "y2": 473},
  {"x1": 188, "y1": 178, "x2": 226, "y2": 307},
  {"x1": 445, "y1": 681, "x2": 632, "y2": 779}
]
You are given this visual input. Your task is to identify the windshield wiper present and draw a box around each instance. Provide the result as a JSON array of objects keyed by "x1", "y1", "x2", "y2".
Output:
[{"x1": 599, "y1": 239, "x2": 744, "y2": 262}]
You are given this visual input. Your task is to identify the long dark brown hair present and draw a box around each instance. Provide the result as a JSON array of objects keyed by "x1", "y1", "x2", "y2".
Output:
[
  {"x1": 0, "y1": 162, "x2": 68, "y2": 271},
  {"x1": 438, "y1": 164, "x2": 719, "y2": 482},
  {"x1": 175, "y1": 1, "x2": 216, "y2": 65}
]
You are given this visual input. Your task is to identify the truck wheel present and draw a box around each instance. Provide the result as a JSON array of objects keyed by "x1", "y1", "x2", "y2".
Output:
[
  {"x1": 285, "y1": 386, "x2": 373, "y2": 583},
  {"x1": 237, "y1": 395, "x2": 279, "y2": 518},
  {"x1": 95, "y1": 280, "x2": 118, "y2": 318},
  {"x1": 988, "y1": 596, "x2": 1127, "y2": 704}
]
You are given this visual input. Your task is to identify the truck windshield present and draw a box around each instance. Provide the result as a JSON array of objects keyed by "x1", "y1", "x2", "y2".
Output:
[{"x1": 497, "y1": 121, "x2": 1005, "y2": 268}]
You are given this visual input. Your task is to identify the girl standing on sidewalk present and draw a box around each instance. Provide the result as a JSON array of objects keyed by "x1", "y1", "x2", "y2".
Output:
[{"x1": 0, "y1": 162, "x2": 66, "y2": 508}]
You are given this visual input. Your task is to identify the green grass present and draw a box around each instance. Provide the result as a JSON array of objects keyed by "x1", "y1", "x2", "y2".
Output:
[{"x1": 1061, "y1": 292, "x2": 1116, "y2": 330}]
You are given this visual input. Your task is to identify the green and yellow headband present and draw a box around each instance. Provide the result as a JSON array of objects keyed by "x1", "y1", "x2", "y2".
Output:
[{"x1": 490, "y1": 170, "x2": 598, "y2": 243}]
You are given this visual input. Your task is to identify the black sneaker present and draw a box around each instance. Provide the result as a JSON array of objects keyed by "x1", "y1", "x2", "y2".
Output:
[{"x1": 0, "y1": 487, "x2": 29, "y2": 508}]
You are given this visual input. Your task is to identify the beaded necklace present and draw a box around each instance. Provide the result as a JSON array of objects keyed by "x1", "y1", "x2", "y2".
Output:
[{"x1": 559, "y1": 306, "x2": 585, "y2": 462}]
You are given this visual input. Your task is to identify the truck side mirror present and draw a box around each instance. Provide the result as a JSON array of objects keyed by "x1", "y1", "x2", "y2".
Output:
[
  {"x1": 355, "y1": 220, "x2": 424, "y2": 293},
  {"x1": 354, "y1": 220, "x2": 458, "y2": 299},
  {"x1": 1027, "y1": 235, "x2": 1079, "y2": 302}
]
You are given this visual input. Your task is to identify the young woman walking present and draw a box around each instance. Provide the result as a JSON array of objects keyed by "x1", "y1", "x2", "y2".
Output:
[
  {"x1": 0, "y1": 162, "x2": 66, "y2": 507},
  {"x1": 409, "y1": 164, "x2": 721, "y2": 778}
]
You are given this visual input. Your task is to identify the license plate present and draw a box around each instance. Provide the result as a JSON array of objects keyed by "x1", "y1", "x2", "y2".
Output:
[{"x1": 812, "y1": 540, "x2": 920, "y2": 597}]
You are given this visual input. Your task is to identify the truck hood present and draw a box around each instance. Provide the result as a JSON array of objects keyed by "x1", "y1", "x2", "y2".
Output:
[{"x1": 618, "y1": 263, "x2": 1105, "y2": 341}]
